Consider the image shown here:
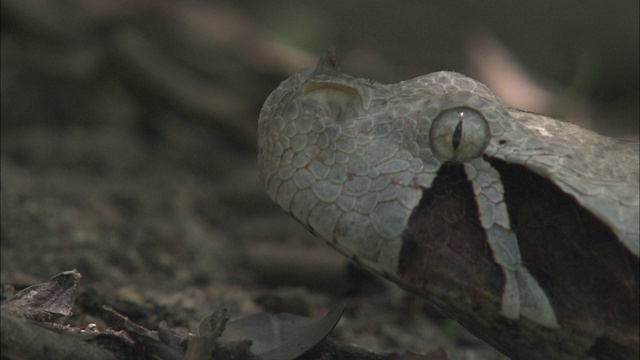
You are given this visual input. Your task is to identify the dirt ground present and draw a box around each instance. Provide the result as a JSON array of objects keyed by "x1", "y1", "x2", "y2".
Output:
[{"x1": 1, "y1": 1, "x2": 637, "y2": 359}]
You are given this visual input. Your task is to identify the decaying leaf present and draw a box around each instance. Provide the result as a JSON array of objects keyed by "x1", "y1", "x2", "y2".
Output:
[
  {"x1": 1, "y1": 269, "x2": 81, "y2": 321},
  {"x1": 0, "y1": 310, "x2": 117, "y2": 360},
  {"x1": 218, "y1": 302, "x2": 345, "y2": 360}
]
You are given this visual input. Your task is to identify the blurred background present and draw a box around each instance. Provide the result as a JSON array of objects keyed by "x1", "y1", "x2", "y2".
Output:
[{"x1": 1, "y1": 1, "x2": 637, "y2": 358}]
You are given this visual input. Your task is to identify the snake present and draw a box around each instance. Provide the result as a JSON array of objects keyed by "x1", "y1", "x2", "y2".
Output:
[{"x1": 257, "y1": 51, "x2": 639, "y2": 360}]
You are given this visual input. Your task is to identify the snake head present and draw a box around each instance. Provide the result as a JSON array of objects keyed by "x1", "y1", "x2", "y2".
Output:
[
  {"x1": 257, "y1": 52, "x2": 639, "y2": 359},
  {"x1": 257, "y1": 52, "x2": 507, "y2": 277}
]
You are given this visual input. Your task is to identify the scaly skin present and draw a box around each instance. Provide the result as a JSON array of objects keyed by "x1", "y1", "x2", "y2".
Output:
[{"x1": 257, "y1": 52, "x2": 639, "y2": 359}]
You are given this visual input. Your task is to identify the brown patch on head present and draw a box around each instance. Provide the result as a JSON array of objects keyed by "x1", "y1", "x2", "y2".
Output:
[
  {"x1": 488, "y1": 157, "x2": 639, "y2": 348},
  {"x1": 399, "y1": 162, "x2": 504, "y2": 311}
]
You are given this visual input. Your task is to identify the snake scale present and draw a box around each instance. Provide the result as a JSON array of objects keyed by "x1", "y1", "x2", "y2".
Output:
[{"x1": 257, "y1": 51, "x2": 639, "y2": 360}]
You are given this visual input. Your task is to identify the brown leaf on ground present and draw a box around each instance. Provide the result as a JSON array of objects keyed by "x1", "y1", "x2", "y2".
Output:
[{"x1": 2, "y1": 269, "x2": 81, "y2": 321}]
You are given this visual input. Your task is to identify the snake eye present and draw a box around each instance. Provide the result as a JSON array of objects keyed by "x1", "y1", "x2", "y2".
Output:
[{"x1": 429, "y1": 108, "x2": 490, "y2": 162}]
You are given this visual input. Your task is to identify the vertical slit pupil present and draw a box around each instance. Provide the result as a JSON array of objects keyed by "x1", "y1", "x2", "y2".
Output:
[{"x1": 452, "y1": 120, "x2": 463, "y2": 150}]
